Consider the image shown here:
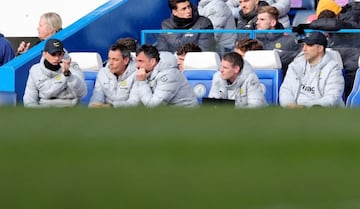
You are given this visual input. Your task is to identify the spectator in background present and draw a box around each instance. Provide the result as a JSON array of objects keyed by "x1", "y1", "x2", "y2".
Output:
[
  {"x1": 0, "y1": 33, "x2": 15, "y2": 66},
  {"x1": 255, "y1": 6, "x2": 300, "y2": 74},
  {"x1": 89, "y1": 43, "x2": 136, "y2": 108},
  {"x1": 263, "y1": 0, "x2": 291, "y2": 28},
  {"x1": 103, "y1": 37, "x2": 138, "y2": 67},
  {"x1": 234, "y1": 38, "x2": 263, "y2": 57},
  {"x1": 279, "y1": 32, "x2": 344, "y2": 108},
  {"x1": 209, "y1": 52, "x2": 267, "y2": 108},
  {"x1": 17, "y1": 12, "x2": 63, "y2": 56},
  {"x1": 156, "y1": 0, "x2": 215, "y2": 52},
  {"x1": 176, "y1": 43, "x2": 202, "y2": 71},
  {"x1": 116, "y1": 37, "x2": 138, "y2": 52},
  {"x1": 237, "y1": 0, "x2": 260, "y2": 30},
  {"x1": 114, "y1": 45, "x2": 198, "y2": 108},
  {"x1": 198, "y1": 0, "x2": 237, "y2": 53},
  {"x1": 225, "y1": 0, "x2": 241, "y2": 20},
  {"x1": 23, "y1": 39, "x2": 87, "y2": 107}
]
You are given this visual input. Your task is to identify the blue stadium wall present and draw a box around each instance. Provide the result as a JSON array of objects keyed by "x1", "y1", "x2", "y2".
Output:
[{"x1": 0, "y1": 0, "x2": 197, "y2": 105}]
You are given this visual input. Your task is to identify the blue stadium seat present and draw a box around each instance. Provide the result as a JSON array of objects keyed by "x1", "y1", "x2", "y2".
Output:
[
  {"x1": 69, "y1": 52, "x2": 103, "y2": 105},
  {"x1": 346, "y1": 68, "x2": 360, "y2": 108},
  {"x1": 244, "y1": 50, "x2": 283, "y2": 105},
  {"x1": 182, "y1": 52, "x2": 221, "y2": 103},
  {"x1": 81, "y1": 71, "x2": 98, "y2": 105},
  {"x1": 183, "y1": 70, "x2": 216, "y2": 104}
]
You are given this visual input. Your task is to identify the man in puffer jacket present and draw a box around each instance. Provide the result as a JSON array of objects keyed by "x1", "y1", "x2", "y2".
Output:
[
  {"x1": 156, "y1": 0, "x2": 215, "y2": 52},
  {"x1": 279, "y1": 32, "x2": 345, "y2": 108},
  {"x1": 89, "y1": 43, "x2": 136, "y2": 108},
  {"x1": 114, "y1": 45, "x2": 198, "y2": 108},
  {"x1": 209, "y1": 52, "x2": 268, "y2": 108},
  {"x1": 198, "y1": 0, "x2": 237, "y2": 53},
  {"x1": 23, "y1": 39, "x2": 87, "y2": 107}
]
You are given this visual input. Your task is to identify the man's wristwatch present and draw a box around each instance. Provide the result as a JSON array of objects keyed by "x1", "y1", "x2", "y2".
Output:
[{"x1": 63, "y1": 71, "x2": 71, "y2": 77}]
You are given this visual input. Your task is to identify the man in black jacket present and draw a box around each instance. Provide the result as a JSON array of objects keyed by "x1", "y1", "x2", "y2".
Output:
[{"x1": 155, "y1": 0, "x2": 215, "y2": 52}]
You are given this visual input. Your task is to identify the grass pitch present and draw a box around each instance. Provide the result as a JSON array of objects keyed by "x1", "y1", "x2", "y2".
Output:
[{"x1": 1, "y1": 106, "x2": 360, "y2": 209}]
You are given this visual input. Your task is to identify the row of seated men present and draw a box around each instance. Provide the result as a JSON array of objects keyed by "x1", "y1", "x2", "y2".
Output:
[{"x1": 22, "y1": 31, "x2": 348, "y2": 109}]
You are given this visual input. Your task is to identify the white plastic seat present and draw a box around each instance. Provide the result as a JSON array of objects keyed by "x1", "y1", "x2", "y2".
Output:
[
  {"x1": 183, "y1": 52, "x2": 221, "y2": 71},
  {"x1": 69, "y1": 52, "x2": 103, "y2": 71},
  {"x1": 244, "y1": 50, "x2": 282, "y2": 69}
]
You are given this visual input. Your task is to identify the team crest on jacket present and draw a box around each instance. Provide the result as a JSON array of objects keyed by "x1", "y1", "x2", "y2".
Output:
[
  {"x1": 56, "y1": 74, "x2": 61, "y2": 81},
  {"x1": 275, "y1": 42, "x2": 282, "y2": 49},
  {"x1": 239, "y1": 88, "x2": 244, "y2": 94},
  {"x1": 120, "y1": 80, "x2": 127, "y2": 87},
  {"x1": 160, "y1": 75, "x2": 168, "y2": 82}
]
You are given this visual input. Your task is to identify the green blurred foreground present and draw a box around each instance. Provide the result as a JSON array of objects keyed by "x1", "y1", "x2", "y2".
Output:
[{"x1": 1, "y1": 106, "x2": 360, "y2": 209}]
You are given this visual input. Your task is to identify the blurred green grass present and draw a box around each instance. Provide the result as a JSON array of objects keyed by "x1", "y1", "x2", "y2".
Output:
[{"x1": 1, "y1": 106, "x2": 360, "y2": 209}]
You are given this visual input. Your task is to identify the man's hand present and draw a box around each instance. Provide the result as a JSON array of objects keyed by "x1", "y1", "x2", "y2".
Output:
[
  {"x1": 90, "y1": 103, "x2": 112, "y2": 108},
  {"x1": 136, "y1": 68, "x2": 149, "y2": 81},
  {"x1": 286, "y1": 103, "x2": 305, "y2": 109},
  {"x1": 61, "y1": 58, "x2": 71, "y2": 76}
]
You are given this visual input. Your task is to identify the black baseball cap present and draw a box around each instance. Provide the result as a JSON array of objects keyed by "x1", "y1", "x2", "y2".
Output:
[
  {"x1": 298, "y1": 32, "x2": 328, "y2": 48},
  {"x1": 44, "y1": 39, "x2": 64, "y2": 54}
]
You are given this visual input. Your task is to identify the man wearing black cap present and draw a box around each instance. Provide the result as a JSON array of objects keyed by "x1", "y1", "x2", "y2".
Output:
[
  {"x1": 23, "y1": 39, "x2": 87, "y2": 107},
  {"x1": 279, "y1": 32, "x2": 345, "y2": 108}
]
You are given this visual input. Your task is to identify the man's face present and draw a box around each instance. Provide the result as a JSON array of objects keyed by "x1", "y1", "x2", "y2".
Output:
[
  {"x1": 108, "y1": 49, "x2": 129, "y2": 76},
  {"x1": 240, "y1": 0, "x2": 258, "y2": 15},
  {"x1": 177, "y1": 53, "x2": 186, "y2": 71},
  {"x1": 302, "y1": 43, "x2": 323, "y2": 65},
  {"x1": 256, "y1": 12, "x2": 275, "y2": 30},
  {"x1": 43, "y1": 51, "x2": 64, "y2": 65},
  {"x1": 172, "y1": 1, "x2": 192, "y2": 19},
  {"x1": 136, "y1": 52, "x2": 156, "y2": 73},
  {"x1": 220, "y1": 60, "x2": 240, "y2": 83}
]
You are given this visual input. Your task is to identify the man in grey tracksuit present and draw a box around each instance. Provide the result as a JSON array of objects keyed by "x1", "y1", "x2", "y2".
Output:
[
  {"x1": 89, "y1": 43, "x2": 136, "y2": 108},
  {"x1": 209, "y1": 52, "x2": 267, "y2": 108},
  {"x1": 23, "y1": 39, "x2": 87, "y2": 107},
  {"x1": 279, "y1": 32, "x2": 345, "y2": 108},
  {"x1": 114, "y1": 45, "x2": 198, "y2": 108}
]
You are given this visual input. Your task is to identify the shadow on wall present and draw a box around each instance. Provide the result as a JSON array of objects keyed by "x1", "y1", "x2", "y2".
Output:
[{"x1": 0, "y1": 0, "x2": 171, "y2": 104}]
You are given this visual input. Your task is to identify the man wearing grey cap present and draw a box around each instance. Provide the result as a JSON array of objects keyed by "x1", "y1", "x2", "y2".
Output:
[
  {"x1": 279, "y1": 32, "x2": 345, "y2": 108},
  {"x1": 23, "y1": 39, "x2": 87, "y2": 107}
]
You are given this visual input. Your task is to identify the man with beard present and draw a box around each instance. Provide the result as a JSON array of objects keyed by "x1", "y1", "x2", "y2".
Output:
[{"x1": 156, "y1": 0, "x2": 215, "y2": 52}]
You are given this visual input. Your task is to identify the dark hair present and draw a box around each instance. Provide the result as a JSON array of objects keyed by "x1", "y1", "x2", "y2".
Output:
[
  {"x1": 222, "y1": 52, "x2": 244, "y2": 70},
  {"x1": 116, "y1": 37, "x2": 137, "y2": 52},
  {"x1": 110, "y1": 42, "x2": 131, "y2": 58},
  {"x1": 168, "y1": 0, "x2": 189, "y2": 10},
  {"x1": 176, "y1": 43, "x2": 202, "y2": 55},
  {"x1": 136, "y1": 45, "x2": 160, "y2": 62},
  {"x1": 235, "y1": 38, "x2": 263, "y2": 53},
  {"x1": 257, "y1": 6, "x2": 279, "y2": 20},
  {"x1": 318, "y1": 10, "x2": 337, "y2": 19}
]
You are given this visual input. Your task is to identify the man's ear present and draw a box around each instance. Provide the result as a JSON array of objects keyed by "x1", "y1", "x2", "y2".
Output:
[
  {"x1": 150, "y1": 58, "x2": 157, "y2": 67},
  {"x1": 271, "y1": 19, "x2": 277, "y2": 28},
  {"x1": 124, "y1": 56, "x2": 130, "y2": 65},
  {"x1": 234, "y1": 65, "x2": 241, "y2": 74},
  {"x1": 172, "y1": 9, "x2": 177, "y2": 17}
]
